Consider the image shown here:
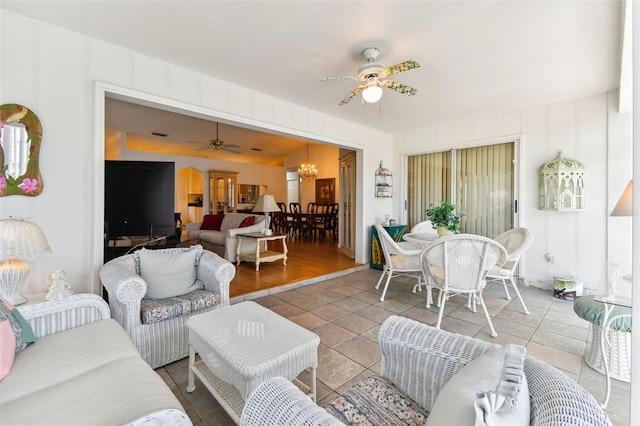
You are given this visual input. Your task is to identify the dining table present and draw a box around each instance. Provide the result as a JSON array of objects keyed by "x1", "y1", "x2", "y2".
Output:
[{"x1": 402, "y1": 232, "x2": 439, "y2": 246}]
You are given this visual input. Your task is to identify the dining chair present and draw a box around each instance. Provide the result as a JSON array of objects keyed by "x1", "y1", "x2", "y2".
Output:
[
  {"x1": 486, "y1": 228, "x2": 534, "y2": 314},
  {"x1": 373, "y1": 223, "x2": 428, "y2": 302},
  {"x1": 420, "y1": 234, "x2": 507, "y2": 337},
  {"x1": 272, "y1": 202, "x2": 288, "y2": 234}
]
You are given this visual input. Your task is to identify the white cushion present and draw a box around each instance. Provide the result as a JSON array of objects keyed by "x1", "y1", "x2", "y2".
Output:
[
  {"x1": 427, "y1": 344, "x2": 529, "y2": 426},
  {"x1": 136, "y1": 245, "x2": 203, "y2": 299}
]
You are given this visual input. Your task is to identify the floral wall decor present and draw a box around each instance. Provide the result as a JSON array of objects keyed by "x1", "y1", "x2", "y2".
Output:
[{"x1": 0, "y1": 104, "x2": 43, "y2": 196}]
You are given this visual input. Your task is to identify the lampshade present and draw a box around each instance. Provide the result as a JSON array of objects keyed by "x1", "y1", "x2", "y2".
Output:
[
  {"x1": 0, "y1": 218, "x2": 51, "y2": 262},
  {"x1": 0, "y1": 218, "x2": 51, "y2": 305},
  {"x1": 252, "y1": 195, "x2": 280, "y2": 213},
  {"x1": 610, "y1": 180, "x2": 633, "y2": 216},
  {"x1": 362, "y1": 84, "x2": 383, "y2": 103}
]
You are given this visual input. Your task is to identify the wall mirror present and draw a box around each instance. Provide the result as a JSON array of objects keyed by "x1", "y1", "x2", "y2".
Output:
[
  {"x1": 238, "y1": 184, "x2": 266, "y2": 204},
  {"x1": 0, "y1": 104, "x2": 44, "y2": 196}
]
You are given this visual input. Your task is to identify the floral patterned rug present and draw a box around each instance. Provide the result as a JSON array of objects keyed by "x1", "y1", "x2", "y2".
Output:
[{"x1": 325, "y1": 376, "x2": 429, "y2": 425}]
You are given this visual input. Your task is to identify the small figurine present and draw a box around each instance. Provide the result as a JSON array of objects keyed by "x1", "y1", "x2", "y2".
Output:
[{"x1": 45, "y1": 269, "x2": 73, "y2": 301}]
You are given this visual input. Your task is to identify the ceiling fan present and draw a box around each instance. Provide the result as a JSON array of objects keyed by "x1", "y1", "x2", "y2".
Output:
[
  {"x1": 322, "y1": 47, "x2": 420, "y2": 106},
  {"x1": 193, "y1": 122, "x2": 241, "y2": 154}
]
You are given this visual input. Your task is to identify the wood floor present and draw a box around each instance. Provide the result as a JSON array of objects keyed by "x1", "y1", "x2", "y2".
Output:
[{"x1": 230, "y1": 237, "x2": 366, "y2": 298}]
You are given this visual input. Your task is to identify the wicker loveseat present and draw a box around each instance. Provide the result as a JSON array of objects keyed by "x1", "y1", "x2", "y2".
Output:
[
  {"x1": 240, "y1": 316, "x2": 611, "y2": 426},
  {"x1": 100, "y1": 245, "x2": 235, "y2": 369},
  {"x1": 0, "y1": 294, "x2": 191, "y2": 425}
]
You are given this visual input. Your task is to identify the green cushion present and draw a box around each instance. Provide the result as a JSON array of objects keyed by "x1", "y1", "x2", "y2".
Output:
[{"x1": 573, "y1": 295, "x2": 632, "y2": 332}]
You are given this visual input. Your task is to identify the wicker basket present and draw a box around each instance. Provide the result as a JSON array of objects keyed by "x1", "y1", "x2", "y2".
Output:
[{"x1": 584, "y1": 323, "x2": 631, "y2": 383}]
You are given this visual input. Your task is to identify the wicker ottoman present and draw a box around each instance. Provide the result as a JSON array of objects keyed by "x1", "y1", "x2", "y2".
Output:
[
  {"x1": 574, "y1": 295, "x2": 631, "y2": 382},
  {"x1": 186, "y1": 301, "x2": 320, "y2": 422}
]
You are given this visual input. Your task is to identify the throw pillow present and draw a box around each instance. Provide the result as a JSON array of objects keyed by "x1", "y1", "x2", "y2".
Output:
[
  {"x1": 136, "y1": 245, "x2": 204, "y2": 299},
  {"x1": 239, "y1": 216, "x2": 255, "y2": 228},
  {"x1": 0, "y1": 296, "x2": 35, "y2": 352},
  {"x1": 201, "y1": 214, "x2": 224, "y2": 231},
  {"x1": 426, "y1": 344, "x2": 529, "y2": 426},
  {"x1": 0, "y1": 320, "x2": 16, "y2": 380}
]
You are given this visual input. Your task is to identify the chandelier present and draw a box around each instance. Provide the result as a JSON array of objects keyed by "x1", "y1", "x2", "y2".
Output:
[{"x1": 298, "y1": 141, "x2": 318, "y2": 182}]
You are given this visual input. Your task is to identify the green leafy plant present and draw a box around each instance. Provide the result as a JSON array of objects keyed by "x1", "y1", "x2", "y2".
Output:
[{"x1": 425, "y1": 201, "x2": 466, "y2": 233}]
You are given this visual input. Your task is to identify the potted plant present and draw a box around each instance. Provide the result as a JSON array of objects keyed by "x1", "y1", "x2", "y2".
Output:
[{"x1": 425, "y1": 201, "x2": 465, "y2": 236}]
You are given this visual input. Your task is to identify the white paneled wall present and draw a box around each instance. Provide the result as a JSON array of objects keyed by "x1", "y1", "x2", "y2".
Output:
[
  {"x1": 396, "y1": 93, "x2": 627, "y2": 290},
  {"x1": 1, "y1": 9, "x2": 628, "y2": 295},
  {"x1": 0, "y1": 10, "x2": 392, "y2": 294}
]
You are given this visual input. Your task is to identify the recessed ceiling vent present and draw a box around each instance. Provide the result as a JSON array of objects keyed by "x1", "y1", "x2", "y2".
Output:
[
  {"x1": 251, "y1": 148, "x2": 262, "y2": 152},
  {"x1": 151, "y1": 132, "x2": 168, "y2": 137}
]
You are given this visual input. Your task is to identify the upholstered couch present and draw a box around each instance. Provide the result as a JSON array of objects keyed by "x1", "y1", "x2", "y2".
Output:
[
  {"x1": 0, "y1": 294, "x2": 191, "y2": 425},
  {"x1": 100, "y1": 245, "x2": 235, "y2": 369},
  {"x1": 240, "y1": 316, "x2": 611, "y2": 426},
  {"x1": 185, "y1": 213, "x2": 266, "y2": 262}
]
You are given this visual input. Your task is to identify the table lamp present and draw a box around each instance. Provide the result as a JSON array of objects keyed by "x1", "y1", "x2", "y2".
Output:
[
  {"x1": 252, "y1": 195, "x2": 280, "y2": 236},
  {"x1": 0, "y1": 218, "x2": 52, "y2": 305}
]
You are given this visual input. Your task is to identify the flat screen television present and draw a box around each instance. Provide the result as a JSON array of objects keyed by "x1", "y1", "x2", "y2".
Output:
[{"x1": 105, "y1": 160, "x2": 175, "y2": 240}]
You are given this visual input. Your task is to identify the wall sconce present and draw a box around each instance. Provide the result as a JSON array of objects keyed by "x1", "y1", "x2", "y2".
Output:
[{"x1": 538, "y1": 151, "x2": 585, "y2": 211}]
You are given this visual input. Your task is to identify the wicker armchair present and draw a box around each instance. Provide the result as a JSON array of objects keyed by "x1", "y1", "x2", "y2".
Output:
[
  {"x1": 100, "y1": 249, "x2": 235, "y2": 369},
  {"x1": 240, "y1": 316, "x2": 611, "y2": 426},
  {"x1": 373, "y1": 223, "x2": 427, "y2": 302},
  {"x1": 420, "y1": 234, "x2": 507, "y2": 337},
  {"x1": 486, "y1": 227, "x2": 534, "y2": 314}
]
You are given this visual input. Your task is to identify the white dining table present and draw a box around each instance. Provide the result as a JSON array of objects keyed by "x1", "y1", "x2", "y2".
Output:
[{"x1": 402, "y1": 232, "x2": 439, "y2": 246}]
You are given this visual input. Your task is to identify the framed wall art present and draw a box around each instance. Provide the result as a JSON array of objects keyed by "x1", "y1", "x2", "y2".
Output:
[{"x1": 315, "y1": 178, "x2": 335, "y2": 205}]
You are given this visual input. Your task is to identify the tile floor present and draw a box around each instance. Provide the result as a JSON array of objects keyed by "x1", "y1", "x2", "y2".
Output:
[{"x1": 157, "y1": 269, "x2": 630, "y2": 425}]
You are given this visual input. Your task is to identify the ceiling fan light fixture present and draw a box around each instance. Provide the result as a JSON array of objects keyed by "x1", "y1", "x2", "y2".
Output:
[{"x1": 362, "y1": 84, "x2": 383, "y2": 103}]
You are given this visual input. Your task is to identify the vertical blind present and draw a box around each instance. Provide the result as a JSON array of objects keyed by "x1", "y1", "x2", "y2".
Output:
[
  {"x1": 407, "y1": 150, "x2": 451, "y2": 227},
  {"x1": 407, "y1": 142, "x2": 514, "y2": 238},
  {"x1": 456, "y1": 143, "x2": 513, "y2": 237}
]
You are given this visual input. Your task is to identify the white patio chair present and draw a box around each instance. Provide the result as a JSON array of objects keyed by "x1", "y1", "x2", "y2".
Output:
[
  {"x1": 420, "y1": 234, "x2": 507, "y2": 337},
  {"x1": 373, "y1": 223, "x2": 429, "y2": 302},
  {"x1": 486, "y1": 228, "x2": 534, "y2": 314},
  {"x1": 410, "y1": 220, "x2": 438, "y2": 236}
]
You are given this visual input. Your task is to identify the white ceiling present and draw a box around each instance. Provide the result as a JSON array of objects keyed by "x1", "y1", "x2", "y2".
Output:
[{"x1": 2, "y1": 1, "x2": 623, "y2": 163}]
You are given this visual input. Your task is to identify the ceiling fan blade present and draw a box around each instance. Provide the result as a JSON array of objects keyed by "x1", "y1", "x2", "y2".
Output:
[
  {"x1": 225, "y1": 143, "x2": 240, "y2": 149},
  {"x1": 223, "y1": 147, "x2": 242, "y2": 154},
  {"x1": 338, "y1": 84, "x2": 366, "y2": 106},
  {"x1": 321, "y1": 76, "x2": 357, "y2": 82},
  {"x1": 379, "y1": 60, "x2": 421, "y2": 77},
  {"x1": 381, "y1": 80, "x2": 418, "y2": 96}
]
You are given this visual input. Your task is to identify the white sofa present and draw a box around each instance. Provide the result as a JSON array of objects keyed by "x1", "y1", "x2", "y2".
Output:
[
  {"x1": 1, "y1": 294, "x2": 191, "y2": 426},
  {"x1": 185, "y1": 212, "x2": 266, "y2": 262}
]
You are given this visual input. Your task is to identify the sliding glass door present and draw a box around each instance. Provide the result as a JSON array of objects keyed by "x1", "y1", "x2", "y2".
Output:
[{"x1": 407, "y1": 141, "x2": 515, "y2": 238}]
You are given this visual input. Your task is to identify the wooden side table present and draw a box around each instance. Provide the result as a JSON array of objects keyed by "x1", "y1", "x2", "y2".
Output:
[{"x1": 236, "y1": 233, "x2": 287, "y2": 271}]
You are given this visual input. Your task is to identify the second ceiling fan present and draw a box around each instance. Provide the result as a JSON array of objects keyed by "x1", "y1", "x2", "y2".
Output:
[
  {"x1": 195, "y1": 122, "x2": 241, "y2": 154},
  {"x1": 322, "y1": 47, "x2": 421, "y2": 106}
]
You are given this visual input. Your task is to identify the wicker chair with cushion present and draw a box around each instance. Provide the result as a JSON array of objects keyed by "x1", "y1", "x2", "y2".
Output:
[
  {"x1": 373, "y1": 223, "x2": 428, "y2": 302},
  {"x1": 239, "y1": 316, "x2": 611, "y2": 426},
  {"x1": 100, "y1": 244, "x2": 235, "y2": 369},
  {"x1": 486, "y1": 227, "x2": 534, "y2": 314}
]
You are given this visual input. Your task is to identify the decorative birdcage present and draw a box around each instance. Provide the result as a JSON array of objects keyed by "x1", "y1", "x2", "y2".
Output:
[
  {"x1": 538, "y1": 151, "x2": 585, "y2": 211},
  {"x1": 375, "y1": 161, "x2": 392, "y2": 198}
]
